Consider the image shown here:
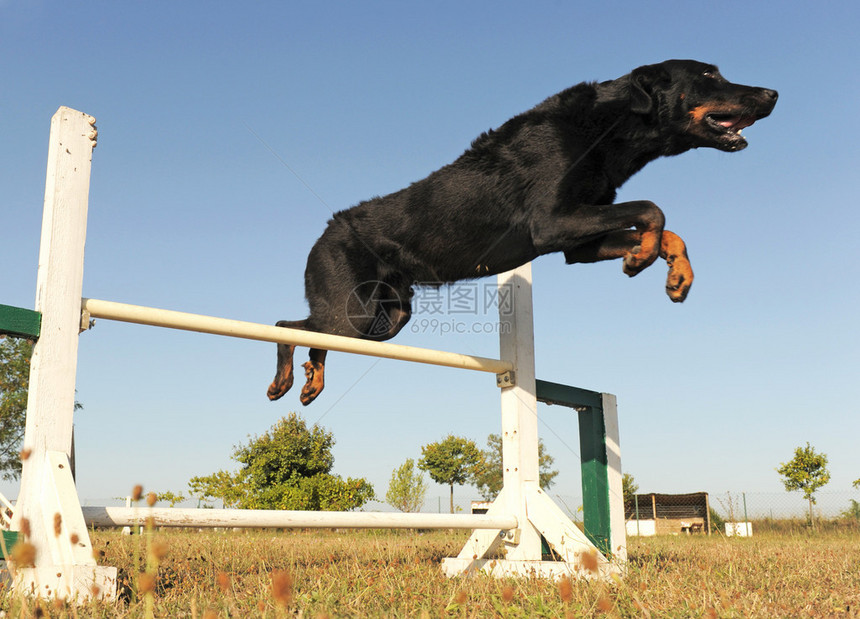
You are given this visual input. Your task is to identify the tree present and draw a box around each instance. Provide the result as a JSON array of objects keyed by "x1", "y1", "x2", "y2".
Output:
[
  {"x1": 0, "y1": 336, "x2": 83, "y2": 481},
  {"x1": 418, "y1": 435, "x2": 482, "y2": 513},
  {"x1": 841, "y1": 499, "x2": 860, "y2": 521},
  {"x1": 622, "y1": 473, "x2": 639, "y2": 504},
  {"x1": 854, "y1": 479, "x2": 860, "y2": 490},
  {"x1": 385, "y1": 458, "x2": 428, "y2": 513},
  {"x1": 188, "y1": 469, "x2": 246, "y2": 508},
  {"x1": 0, "y1": 336, "x2": 33, "y2": 481},
  {"x1": 471, "y1": 433, "x2": 559, "y2": 501},
  {"x1": 155, "y1": 491, "x2": 186, "y2": 508},
  {"x1": 188, "y1": 413, "x2": 374, "y2": 511},
  {"x1": 777, "y1": 442, "x2": 831, "y2": 530}
]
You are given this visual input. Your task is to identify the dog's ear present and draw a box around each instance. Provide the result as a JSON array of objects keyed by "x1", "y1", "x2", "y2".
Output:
[{"x1": 629, "y1": 65, "x2": 670, "y2": 115}]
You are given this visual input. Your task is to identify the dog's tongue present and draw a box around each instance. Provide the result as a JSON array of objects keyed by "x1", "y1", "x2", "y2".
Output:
[{"x1": 720, "y1": 116, "x2": 756, "y2": 130}]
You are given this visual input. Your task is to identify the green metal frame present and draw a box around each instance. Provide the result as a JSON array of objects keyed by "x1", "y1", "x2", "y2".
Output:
[
  {"x1": 0, "y1": 304, "x2": 41, "y2": 339},
  {"x1": 0, "y1": 530, "x2": 19, "y2": 559},
  {"x1": 536, "y1": 379, "x2": 612, "y2": 555}
]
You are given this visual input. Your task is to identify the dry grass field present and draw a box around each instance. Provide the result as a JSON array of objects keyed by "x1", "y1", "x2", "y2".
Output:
[{"x1": 2, "y1": 525, "x2": 860, "y2": 618}]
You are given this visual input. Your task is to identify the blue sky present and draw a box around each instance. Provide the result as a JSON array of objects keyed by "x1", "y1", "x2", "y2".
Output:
[{"x1": 2, "y1": 2, "x2": 858, "y2": 513}]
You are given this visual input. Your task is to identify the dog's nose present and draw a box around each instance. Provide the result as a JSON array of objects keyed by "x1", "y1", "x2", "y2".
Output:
[{"x1": 763, "y1": 89, "x2": 778, "y2": 101}]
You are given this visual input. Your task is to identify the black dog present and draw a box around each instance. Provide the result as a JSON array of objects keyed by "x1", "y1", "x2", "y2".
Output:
[{"x1": 268, "y1": 59, "x2": 777, "y2": 405}]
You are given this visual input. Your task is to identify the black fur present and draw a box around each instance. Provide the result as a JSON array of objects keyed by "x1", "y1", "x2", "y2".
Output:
[{"x1": 268, "y1": 59, "x2": 777, "y2": 405}]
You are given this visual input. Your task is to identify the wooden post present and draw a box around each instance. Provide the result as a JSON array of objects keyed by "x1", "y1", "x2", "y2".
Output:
[
  {"x1": 705, "y1": 493, "x2": 712, "y2": 535},
  {"x1": 11, "y1": 107, "x2": 116, "y2": 600},
  {"x1": 602, "y1": 393, "x2": 626, "y2": 563},
  {"x1": 497, "y1": 264, "x2": 542, "y2": 561},
  {"x1": 442, "y1": 266, "x2": 619, "y2": 579}
]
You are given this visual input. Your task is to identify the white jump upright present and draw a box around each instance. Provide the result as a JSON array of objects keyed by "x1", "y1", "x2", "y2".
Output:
[
  {"x1": 8, "y1": 107, "x2": 625, "y2": 601},
  {"x1": 11, "y1": 108, "x2": 117, "y2": 600},
  {"x1": 441, "y1": 265, "x2": 616, "y2": 578}
]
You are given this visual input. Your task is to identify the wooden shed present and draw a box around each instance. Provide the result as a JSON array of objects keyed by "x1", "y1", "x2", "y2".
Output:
[{"x1": 625, "y1": 492, "x2": 710, "y2": 535}]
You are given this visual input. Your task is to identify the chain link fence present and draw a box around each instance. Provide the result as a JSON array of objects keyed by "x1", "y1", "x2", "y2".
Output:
[
  {"x1": 707, "y1": 491, "x2": 860, "y2": 533},
  {"x1": 710, "y1": 491, "x2": 860, "y2": 521}
]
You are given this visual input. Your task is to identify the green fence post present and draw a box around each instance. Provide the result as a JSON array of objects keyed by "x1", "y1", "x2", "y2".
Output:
[{"x1": 578, "y1": 403, "x2": 611, "y2": 554}]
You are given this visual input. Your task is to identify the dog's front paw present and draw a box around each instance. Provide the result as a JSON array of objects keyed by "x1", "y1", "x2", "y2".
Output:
[
  {"x1": 299, "y1": 360, "x2": 325, "y2": 406},
  {"x1": 665, "y1": 254, "x2": 693, "y2": 302},
  {"x1": 660, "y1": 230, "x2": 693, "y2": 303},
  {"x1": 622, "y1": 230, "x2": 660, "y2": 276}
]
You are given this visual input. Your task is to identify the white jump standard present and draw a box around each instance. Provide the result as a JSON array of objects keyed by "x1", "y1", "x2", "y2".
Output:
[{"x1": 4, "y1": 107, "x2": 626, "y2": 601}]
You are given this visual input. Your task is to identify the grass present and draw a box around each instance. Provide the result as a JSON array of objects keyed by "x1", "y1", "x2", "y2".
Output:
[{"x1": 2, "y1": 526, "x2": 860, "y2": 617}]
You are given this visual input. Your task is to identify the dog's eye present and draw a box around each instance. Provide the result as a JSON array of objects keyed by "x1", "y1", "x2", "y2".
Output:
[{"x1": 703, "y1": 71, "x2": 716, "y2": 78}]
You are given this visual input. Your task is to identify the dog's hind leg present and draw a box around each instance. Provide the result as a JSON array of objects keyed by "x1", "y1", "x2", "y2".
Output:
[
  {"x1": 300, "y1": 348, "x2": 327, "y2": 406},
  {"x1": 297, "y1": 302, "x2": 412, "y2": 406},
  {"x1": 267, "y1": 319, "x2": 307, "y2": 401}
]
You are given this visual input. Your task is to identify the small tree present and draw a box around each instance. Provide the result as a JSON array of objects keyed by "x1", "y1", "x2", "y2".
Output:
[
  {"x1": 0, "y1": 337, "x2": 81, "y2": 481},
  {"x1": 622, "y1": 473, "x2": 639, "y2": 504},
  {"x1": 189, "y1": 413, "x2": 374, "y2": 511},
  {"x1": 156, "y1": 491, "x2": 186, "y2": 507},
  {"x1": 385, "y1": 458, "x2": 428, "y2": 513},
  {"x1": 471, "y1": 433, "x2": 559, "y2": 501},
  {"x1": 854, "y1": 479, "x2": 860, "y2": 490},
  {"x1": 0, "y1": 337, "x2": 34, "y2": 480},
  {"x1": 777, "y1": 442, "x2": 831, "y2": 530},
  {"x1": 188, "y1": 470, "x2": 248, "y2": 508},
  {"x1": 418, "y1": 435, "x2": 482, "y2": 513},
  {"x1": 841, "y1": 500, "x2": 860, "y2": 521}
]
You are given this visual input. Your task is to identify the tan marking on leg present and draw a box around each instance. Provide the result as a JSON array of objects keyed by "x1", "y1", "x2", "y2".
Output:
[
  {"x1": 623, "y1": 229, "x2": 660, "y2": 276},
  {"x1": 660, "y1": 230, "x2": 694, "y2": 302},
  {"x1": 300, "y1": 360, "x2": 325, "y2": 406},
  {"x1": 267, "y1": 344, "x2": 296, "y2": 401}
]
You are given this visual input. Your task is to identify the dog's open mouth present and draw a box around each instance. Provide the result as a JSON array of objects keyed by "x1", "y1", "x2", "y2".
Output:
[
  {"x1": 702, "y1": 111, "x2": 761, "y2": 151},
  {"x1": 706, "y1": 113, "x2": 757, "y2": 135}
]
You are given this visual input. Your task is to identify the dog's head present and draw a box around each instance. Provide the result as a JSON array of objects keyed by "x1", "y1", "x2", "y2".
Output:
[{"x1": 629, "y1": 59, "x2": 778, "y2": 153}]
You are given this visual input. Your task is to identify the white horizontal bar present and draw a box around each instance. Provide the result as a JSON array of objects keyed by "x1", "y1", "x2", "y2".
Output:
[
  {"x1": 81, "y1": 506, "x2": 518, "y2": 530},
  {"x1": 81, "y1": 298, "x2": 512, "y2": 375},
  {"x1": 0, "y1": 490, "x2": 14, "y2": 514}
]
